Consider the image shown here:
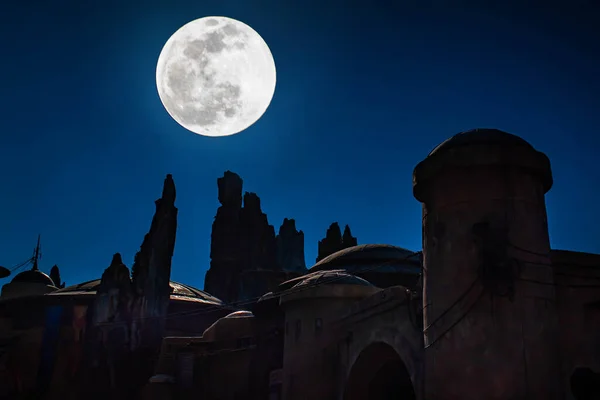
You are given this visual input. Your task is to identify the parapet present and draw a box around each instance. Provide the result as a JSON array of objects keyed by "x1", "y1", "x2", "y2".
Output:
[{"x1": 413, "y1": 128, "x2": 553, "y2": 202}]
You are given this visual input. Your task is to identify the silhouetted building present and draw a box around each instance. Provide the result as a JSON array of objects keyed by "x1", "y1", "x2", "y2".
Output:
[
  {"x1": 143, "y1": 129, "x2": 600, "y2": 400},
  {"x1": 1, "y1": 129, "x2": 599, "y2": 400}
]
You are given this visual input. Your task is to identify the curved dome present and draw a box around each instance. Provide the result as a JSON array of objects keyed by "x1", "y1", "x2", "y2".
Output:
[
  {"x1": 258, "y1": 291, "x2": 275, "y2": 302},
  {"x1": 224, "y1": 310, "x2": 254, "y2": 319},
  {"x1": 11, "y1": 270, "x2": 56, "y2": 286},
  {"x1": 311, "y1": 244, "x2": 420, "y2": 273},
  {"x1": 51, "y1": 279, "x2": 223, "y2": 305},
  {"x1": 202, "y1": 310, "x2": 255, "y2": 341},
  {"x1": 278, "y1": 269, "x2": 381, "y2": 306},
  {"x1": 291, "y1": 270, "x2": 374, "y2": 288},
  {"x1": 428, "y1": 128, "x2": 534, "y2": 157}
]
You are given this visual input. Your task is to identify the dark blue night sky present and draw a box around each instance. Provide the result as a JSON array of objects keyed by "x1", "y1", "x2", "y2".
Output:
[{"x1": 0, "y1": 0, "x2": 598, "y2": 289}]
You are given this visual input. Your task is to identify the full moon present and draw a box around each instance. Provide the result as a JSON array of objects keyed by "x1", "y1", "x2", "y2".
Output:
[{"x1": 156, "y1": 17, "x2": 277, "y2": 137}]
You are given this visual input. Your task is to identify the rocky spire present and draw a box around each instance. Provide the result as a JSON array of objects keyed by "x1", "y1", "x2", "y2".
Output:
[
  {"x1": 205, "y1": 172, "x2": 245, "y2": 303},
  {"x1": 130, "y1": 174, "x2": 178, "y2": 347},
  {"x1": 99, "y1": 254, "x2": 131, "y2": 290},
  {"x1": 240, "y1": 191, "x2": 277, "y2": 271},
  {"x1": 276, "y1": 218, "x2": 306, "y2": 273},
  {"x1": 162, "y1": 173, "x2": 176, "y2": 207},
  {"x1": 316, "y1": 222, "x2": 358, "y2": 262},
  {"x1": 49, "y1": 265, "x2": 65, "y2": 288},
  {"x1": 132, "y1": 175, "x2": 177, "y2": 294},
  {"x1": 342, "y1": 225, "x2": 358, "y2": 248},
  {"x1": 94, "y1": 253, "x2": 132, "y2": 325},
  {"x1": 217, "y1": 170, "x2": 243, "y2": 209},
  {"x1": 205, "y1": 171, "x2": 302, "y2": 303}
]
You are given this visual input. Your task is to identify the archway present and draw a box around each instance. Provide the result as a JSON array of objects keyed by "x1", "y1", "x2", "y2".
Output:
[
  {"x1": 344, "y1": 342, "x2": 416, "y2": 400},
  {"x1": 570, "y1": 367, "x2": 600, "y2": 400}
]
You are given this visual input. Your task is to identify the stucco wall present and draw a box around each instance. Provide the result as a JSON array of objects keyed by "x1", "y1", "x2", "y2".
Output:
[
  {"x1": 337, "y1": 286, "x2": 423, "y2": 400},
  {"x1": 280, "y1": 283, "x2": 379, "y2": 400},
  {"x1": 553, "y1": 250, "x2": 600, "y2": 400},
  {"x1": 282, "y1": 297, "x2": 356, "y2": 400}
]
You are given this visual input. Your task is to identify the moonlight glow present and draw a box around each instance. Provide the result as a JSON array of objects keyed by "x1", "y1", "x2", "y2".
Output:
[{"x1": 156, "y1": 16, "x2": 277, "y2": 137}]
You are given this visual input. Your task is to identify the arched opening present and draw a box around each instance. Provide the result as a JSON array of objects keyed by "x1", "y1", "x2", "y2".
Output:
[
  {"x1": 570, "y1": 367, "x2": 600, "y2": 400},
  {"x1": 344, "y1": 342, "x2": 416, "y2": 400}
]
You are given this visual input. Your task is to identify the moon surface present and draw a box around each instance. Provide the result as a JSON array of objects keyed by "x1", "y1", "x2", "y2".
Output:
[{"x1": 156, "y1": 16, "x2": 276, "y2": 137}]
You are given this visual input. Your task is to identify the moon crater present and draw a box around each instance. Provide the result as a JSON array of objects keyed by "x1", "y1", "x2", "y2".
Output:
[{"x1": 156, "y1": 17, "x2": 276, "y2": 137}]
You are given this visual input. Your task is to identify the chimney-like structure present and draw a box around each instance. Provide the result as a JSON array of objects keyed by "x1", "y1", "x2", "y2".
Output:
[{"x1": 412, "y1": 129, "x2": 560, "y2": 399}]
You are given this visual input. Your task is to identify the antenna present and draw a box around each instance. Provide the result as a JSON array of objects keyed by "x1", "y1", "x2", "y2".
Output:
[
  {"x1": 0, "y1": 237, "x2": 40, "y2": 280},
  {"x1": 31, "y1": 235, "x2": 41, "y2": 271}
]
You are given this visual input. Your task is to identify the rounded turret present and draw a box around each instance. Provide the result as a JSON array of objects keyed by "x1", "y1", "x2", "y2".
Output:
[
  {"x1": 279, "y1": 270, "x2": 380, "y2": 399},
  {"x1": 413, "y1": 128, "x2": 553, "y2": 201},
  {"x1": 413, "y1": 128, "x2": 560, "y2": 399},
  {"x1": 1, "y1": 269, "x2": 58, "y2": 299}
]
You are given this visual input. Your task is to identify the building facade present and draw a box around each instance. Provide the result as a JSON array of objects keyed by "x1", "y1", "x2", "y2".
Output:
[{"x1": 0, "y1": 129, "x2": 599, "y2": 400}]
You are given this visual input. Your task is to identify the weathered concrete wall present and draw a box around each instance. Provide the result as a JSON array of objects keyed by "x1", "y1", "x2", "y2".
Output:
[
  {"x1": 337, "y1": 286, "x2": 423, "y2": 400},
  {"x1": 553, "y1": 250, "x2": 600, "y2": 400},
  {"x1": 413, "y1": 131, "x2": 561, "y2": 400},
  {"x1": 281, "y1": 297, "x2": 355, "y2": 400},
  {"x1": 280, "y1": 284, "x2": 378, "y2": 400},
  {"x1": 196, "y1": 347, "x2": 256, "y2": 399}
]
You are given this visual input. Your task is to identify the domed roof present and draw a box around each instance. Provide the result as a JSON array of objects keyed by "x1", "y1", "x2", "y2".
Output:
[
  {"x1": 224, "y1": 310, "x2": 254, "y2": 319},
  {"x1": 258, "y1": 291, "x2": 275, "y2": 302},
  {"x1": 50, "y1": 279, "x2": 223, "y2": 305},
  {"x1": 202, "y1": 310, "x2": 255, "y2": 341},
  {"x1": 413, "y1": 128, "x2": 553, "y2": 202},
  {"x1": 292, "y1": 270, "x2": 373, "y2": 288},
  {"x1": 278, "y1": 269, "x2": 381, "y2": 306},
  {"x1": 252, "y1": 291, "x2": 280, "y2": 316},
  {"x1": 310, "y1": 244, "x2": 420, "y2": 274},
  {"x1": 11, "y1": 270, "x2": 56, "y2": 286},
  {"x1": 428, "y1": 128, "x2": 534, "y2": 157}
]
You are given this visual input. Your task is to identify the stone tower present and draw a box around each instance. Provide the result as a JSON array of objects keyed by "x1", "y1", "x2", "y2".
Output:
[{"x1": 412, "y1": 129, "x2": 561, "y2": 399}]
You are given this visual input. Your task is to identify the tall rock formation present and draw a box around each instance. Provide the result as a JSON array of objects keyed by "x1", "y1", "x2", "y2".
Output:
[
  {"x1": 316, "y1": 223, "x2": 358, "y2": 262},
  {"x1": 130, "y1": 174, "x2": 178, "y2": 348},
  {"x1": 342, "y1": 225, "x2": 358, "y2": 248},
  {"x1": 209, "y1": 171, "x2": 243, "y2": 274},
  {"x1": 93, "y1": 253, "x2": 132, "y2": 326},
  {"x1": 276, "y1": 218, "x2": 306, "y2": 273},
  {"x1": 205, "y1": 171, "x2": 245, "y2": 303},
  {"x1": 204, "y1": 171, "x2": 307, "y2": 304},
  {"x1": 49, "y1": 265, "x2": 65, "y2": 288},
  {"x1": 87, "y1": 175, "x2": 179, "y2": 395},
  {"x1": 93, "y1": 175, "x2": 177, "y2": 337},
  {"x1": 93, "y1": 175, "x2": 177, "y2": 348},
  {"x1": 240, "y1": 192, "x2": 278, "y2": 271}
]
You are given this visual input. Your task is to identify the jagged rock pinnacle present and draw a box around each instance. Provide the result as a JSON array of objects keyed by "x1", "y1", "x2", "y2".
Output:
[
  {"x1": 316, "y1": 222, "x2": 358, "y2": 262},
  {"x1": 111, "y1": 253, "x2": 124, "y2": 266},
  {"x1": 162, "y1": 174, "x2": 176, "y2": 205}
]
